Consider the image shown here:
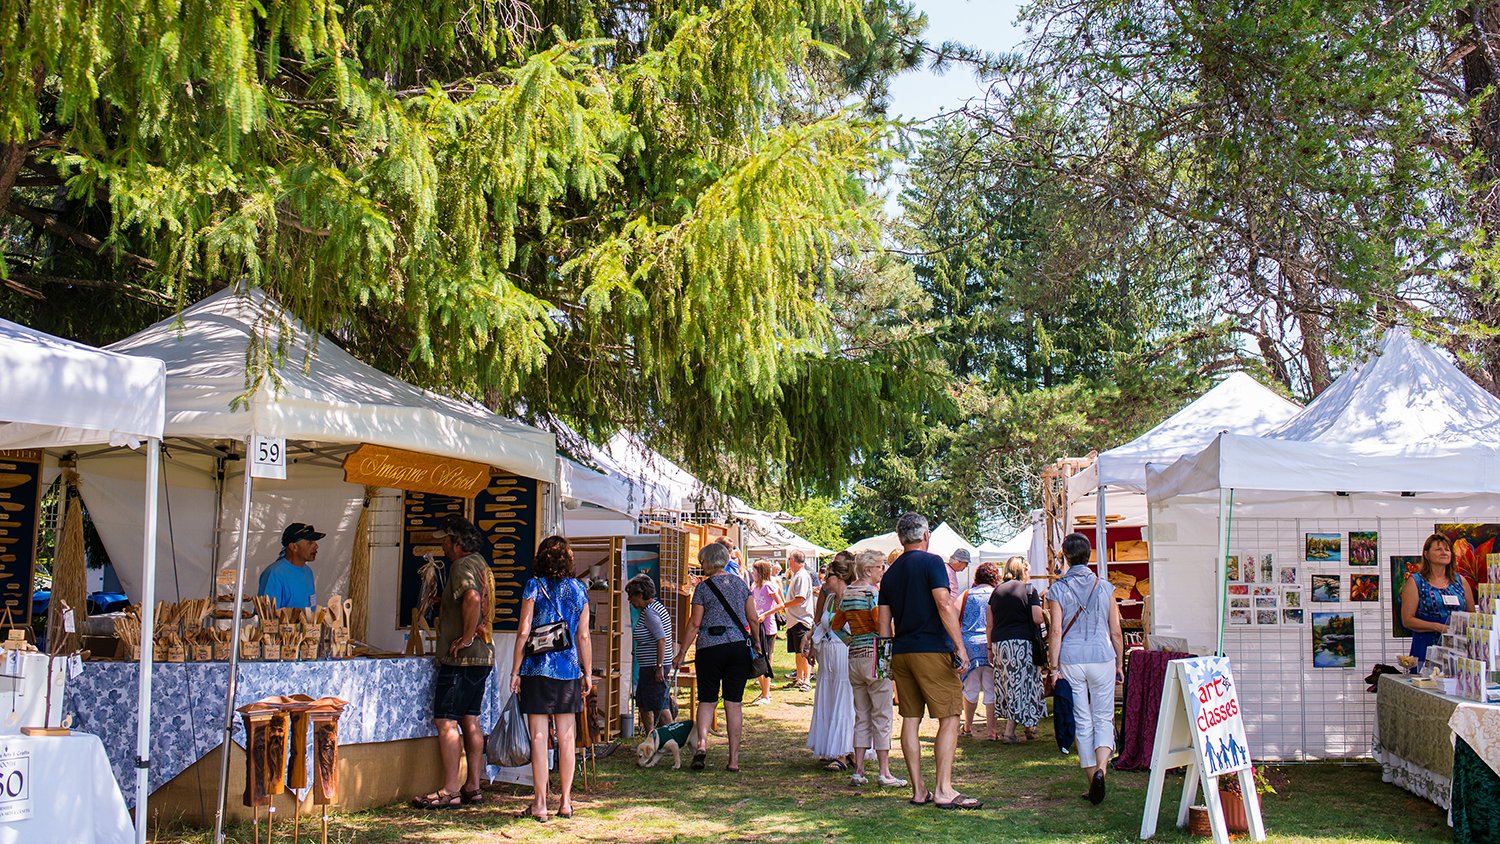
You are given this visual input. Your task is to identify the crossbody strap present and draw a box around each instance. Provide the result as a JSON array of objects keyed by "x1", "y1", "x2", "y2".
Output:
[
  {"x1": 1059, "y1": 575, "x2": 1100, "y2": 642},
  {"x1": 704, "y1": 577, "x2": 750, "y2": 641}
]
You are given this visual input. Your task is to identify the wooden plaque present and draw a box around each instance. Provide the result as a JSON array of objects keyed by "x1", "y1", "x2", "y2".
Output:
[{"x1": 342, "y1": 444, "x2": 490, "y2": 498}]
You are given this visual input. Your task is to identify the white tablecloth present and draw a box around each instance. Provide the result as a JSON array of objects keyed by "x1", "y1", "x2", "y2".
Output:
[
  {"x1": 0, "y1": 733, "x2": 131, "y2": 844},
  {"x1": 0, "y1": 652, "x2": 67, "y2": 734}
]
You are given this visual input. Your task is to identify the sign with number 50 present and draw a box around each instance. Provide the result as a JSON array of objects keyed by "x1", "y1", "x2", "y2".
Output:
[
  {"x1": 250, "y1": 435, "x2": 287, "y2": 480},
  {"x1": 0, "y1": 746, "x2": 31, "y2": 821}
]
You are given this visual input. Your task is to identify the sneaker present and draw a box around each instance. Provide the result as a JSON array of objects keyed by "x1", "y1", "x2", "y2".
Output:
[
  {"x1": 878, "y1": 774, "x2": 909, "y2": 788},
  {"x1": 850, "y1": 773, "x2": 868, "y2": 786},
  {"x1": 750, "y1": 696, "x2": 771, "y2": 706}
]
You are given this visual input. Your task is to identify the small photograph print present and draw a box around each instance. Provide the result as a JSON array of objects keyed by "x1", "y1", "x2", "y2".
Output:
[
  {"x1": 1255, "y1": 596, "x2": 1279, "y2": 609},
  {"x1": 1282, "y1": 587, "x2": 1303, "y2": 609},
  {"x1": 1306, "y1": 532, "x2": 1342, "y2": 562},
  {"x1": 1256, "y1": 610, "x2": 1279, "y2": 625},
  {"x1": 1311, "y1": 574, "x2": 1340, "y2": 602},
  {"x1": 1229, "y1": 584, "x2": 1249, "y2": 596},
  {"x1": 1227, "y1": 555, "x2": 1241, "y2": 581},
  {"x1": 1230, "y1": 609, "x2": 1253, "y2": 625},
  {"x1": 1312, "y1": 611, "x2": 1356, "y2": 668},
  {"x1": 1252, "y1": 585, "x2": 1277, "y2": 597},
  {"x1": 1242, "y1": 555, "x2": 1255, "y2": 583},
  {"x1": 1350, "y1": 574, "x2": 1380, "y2": 602},
  {"x1": 1230, "y1": 597, "x2": 1251, "y2": 608},
  {"x1": 1261, "y1": 554, "x2": 1274, "y2": 583},
  {"x1": 1348, "y1": 531, "x2": 1378, "y2": 566},
  {"x1": 1283, "y1": 608, "x2": 1304, "y2": 624},
  {"x1": 1279, "y1": 566, "x2": 1299, "y2": 585}
]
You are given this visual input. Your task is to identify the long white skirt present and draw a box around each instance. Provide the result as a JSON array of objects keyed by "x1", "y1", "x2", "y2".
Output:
[{"x1": 806, "y1": 633, "x2": 854, "y2": 759}]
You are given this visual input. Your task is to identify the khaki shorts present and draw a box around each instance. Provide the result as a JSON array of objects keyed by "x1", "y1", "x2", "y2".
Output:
[{"x1": 892, "y1": 651, "x2": 963, "y2": 719}]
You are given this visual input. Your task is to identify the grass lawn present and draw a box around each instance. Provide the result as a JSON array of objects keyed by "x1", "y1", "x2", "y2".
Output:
[{"x1": 163, "y1": 651, "x2": 1450, "y2": 843}]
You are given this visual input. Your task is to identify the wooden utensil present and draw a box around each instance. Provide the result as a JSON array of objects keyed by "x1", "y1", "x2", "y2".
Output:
[
  {"x1": 0, "y1": 502, "x2": 22, "y2": 512},
  {"x1": 0, "y1": 475, "x2": 30, "y2": 490}
]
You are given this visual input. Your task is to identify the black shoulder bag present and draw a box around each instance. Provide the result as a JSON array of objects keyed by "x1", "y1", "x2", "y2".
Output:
[
  {"x1": 523, "y1": 579, "x2": 574, "y2": 657},
  {"x1": 705, "y1": 577, "x2": 772, "y2": 678}
]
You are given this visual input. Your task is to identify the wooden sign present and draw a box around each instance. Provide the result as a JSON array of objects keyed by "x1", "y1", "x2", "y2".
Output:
[
  {"x1": 396, "y1": 491, "x2": 465, "y2": 629},
  {"x1": 0, "y1": 451, "x2": 43, "y2": 628},
  {"x1": 477, "y1": 474, "x2": 538, "y2": 633},
  {"x1": 342, "y1": 444, "x2": 489, "y2": 498},
  {"x1": 1140, "y1": 656, "x2": 1265, "y2": 844}
]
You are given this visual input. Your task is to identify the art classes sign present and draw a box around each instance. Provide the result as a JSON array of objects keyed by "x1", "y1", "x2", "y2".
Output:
[
  {"x1": 343, "y1": 444, "x2": 489, "y2": 498},
  {"x1": 1181, "y1": 656, "x2": 1250, "y2": 777}
]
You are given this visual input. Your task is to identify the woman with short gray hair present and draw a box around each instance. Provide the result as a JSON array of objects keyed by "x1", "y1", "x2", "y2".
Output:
[
  {"x1": 674, "y1": 542, "x2": 758, "y2": 771},
  {"x1": 626, "y1": 574, "x2": 675, "y2": 733}
]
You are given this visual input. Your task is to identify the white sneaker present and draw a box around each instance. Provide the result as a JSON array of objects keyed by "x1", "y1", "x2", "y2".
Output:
[
  {"x1": 849, "y1": 773, "x2": 868, "y2": 786},
  {"x1": 877, "y1": 774, "x2": 909, "y2": 788},
  {"x1": 750, "y1": 697, "x2": 771, "y2": 706}
]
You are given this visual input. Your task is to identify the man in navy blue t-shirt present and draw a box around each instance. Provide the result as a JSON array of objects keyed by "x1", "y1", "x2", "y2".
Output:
[{"x1": 877, "y1": 512, "x2": 981, "y2": 810}]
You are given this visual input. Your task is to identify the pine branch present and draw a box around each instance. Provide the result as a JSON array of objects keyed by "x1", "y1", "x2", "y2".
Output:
[
  {"x1": 8, "y1": 273, "x2": 175, "y2": 307},
  {"x1": 10, "y1": 205, "x2": 159, "y2": 273}
]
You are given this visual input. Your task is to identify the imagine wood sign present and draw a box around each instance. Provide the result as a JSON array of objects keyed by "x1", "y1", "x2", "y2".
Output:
[{"x1": 342, "y1": 444, "x2": 490, "y2": 498}]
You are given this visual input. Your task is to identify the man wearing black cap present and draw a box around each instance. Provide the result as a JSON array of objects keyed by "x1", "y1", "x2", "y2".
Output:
[{"x1": 257, "y1": 522, "x2": 324, "y2": 610}]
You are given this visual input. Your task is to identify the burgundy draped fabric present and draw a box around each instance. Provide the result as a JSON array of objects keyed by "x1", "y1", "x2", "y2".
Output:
[{"x1": 1114, "y1": 649, "x2": 1191, "y2": 771}]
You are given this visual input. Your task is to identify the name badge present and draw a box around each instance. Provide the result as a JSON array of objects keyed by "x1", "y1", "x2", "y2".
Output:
[{"x1": 1442, "y1": 594, "x2": 1461, "y2": 607}]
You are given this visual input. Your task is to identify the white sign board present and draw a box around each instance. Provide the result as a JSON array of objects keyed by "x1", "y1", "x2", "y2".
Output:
[
  {"x1": 250, "y1": 435, "x2": 287, "y2": 480},
  {"x1": 0, "y1": 745, "x2": 31, "y2": 821},
  {"x1": 1140, "y1": 656, "x2": 1265, "y2": 844}
]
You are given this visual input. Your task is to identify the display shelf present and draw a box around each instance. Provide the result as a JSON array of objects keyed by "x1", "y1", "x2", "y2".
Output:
[{"x1": 572, "y1": 536, "x2": 624, "y2": 741}]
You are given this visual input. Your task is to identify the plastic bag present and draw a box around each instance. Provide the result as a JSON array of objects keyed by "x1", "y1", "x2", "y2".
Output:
[{"x1": 486, "y1": 693, "x2": 531, "y2": 767}]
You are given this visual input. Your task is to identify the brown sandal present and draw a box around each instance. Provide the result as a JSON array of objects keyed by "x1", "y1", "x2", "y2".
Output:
[
  {"x1": 411, "y1": 789, "x2": 462, "y2": 809},
  {"x1": 459, "y1": 786, "x2": 485, "y2": 805}
]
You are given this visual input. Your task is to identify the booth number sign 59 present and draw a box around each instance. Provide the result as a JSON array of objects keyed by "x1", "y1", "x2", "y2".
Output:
[{"x1": 251, "y1": 436, "x2": 287, "y2": 480}]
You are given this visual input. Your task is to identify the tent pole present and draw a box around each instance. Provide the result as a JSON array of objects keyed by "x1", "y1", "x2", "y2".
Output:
[
  {"x1": 213, "y1": 442, "x2": 256, "y2": 844},
  {"x1": 134, "y1": 438, "x2": 162, "y2": 844},
  {"x1": 1096, "y1": 486, "x2": 1109, "y2": 584},
  {"x1": 1215, "y1": 487, "x2": 1230, "y2": 656}
]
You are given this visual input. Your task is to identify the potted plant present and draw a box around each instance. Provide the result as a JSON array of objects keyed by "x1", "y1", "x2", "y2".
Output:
[{"x1": 1218, "y1": 766, "x2": 1277, "y2": 833}]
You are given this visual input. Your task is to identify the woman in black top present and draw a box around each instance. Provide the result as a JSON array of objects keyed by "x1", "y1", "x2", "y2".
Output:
[{"x1": 986, "y1": 556, "x2": 1046, "y2": 742}]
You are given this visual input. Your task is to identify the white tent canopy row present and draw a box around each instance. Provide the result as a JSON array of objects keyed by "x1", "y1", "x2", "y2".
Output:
[{"x1": 0, "y1": 317, "x2": 165, "y2": 844}]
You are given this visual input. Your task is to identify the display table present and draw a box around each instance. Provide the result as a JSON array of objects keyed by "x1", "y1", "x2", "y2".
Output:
[
  {"x1": 62, "y1": 656, "x2": 500, "y2": 810},
  {"x1": 0, "y1": 733, "x2": 132, "y2": 844},
  {"x1": 1374, "y1": 672, "x2": 1500, "y2": 841},
  {"x1": 0, "y1": 652, "x2": 68, "y2": 735},
  {"x1": 1113, "y1": 648, "x2": 1190, "y2": 771}
]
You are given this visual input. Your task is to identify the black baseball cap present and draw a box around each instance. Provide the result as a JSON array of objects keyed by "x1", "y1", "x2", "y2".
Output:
[{"x1": 281, "y1": 523, "x2": 326, "y2": 546}]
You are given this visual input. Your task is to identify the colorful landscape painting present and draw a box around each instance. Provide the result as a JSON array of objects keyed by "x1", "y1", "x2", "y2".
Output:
[
  {"x1": 1348, "y1": 531, "x2": 1378, "y2": 566},
  {"x1": 1311, "y1": 574, "x2": 1340, "y2": 602},
  {"x1": 1350, "y1": 574, "x2": 1379, "y2": 602},
  {"x1": 1306, "y1": 532, "x2": 1342, "y2": 562},
  {"x1": 1434, "y1": 524, "x2": 1498, "y2": 588},
  {"x1": 1390, "y1": 555, "x2": 1421, "y2": 638},
  {"x1": 1312, "y1": 611, "x2": 1356, "y2": 668}
]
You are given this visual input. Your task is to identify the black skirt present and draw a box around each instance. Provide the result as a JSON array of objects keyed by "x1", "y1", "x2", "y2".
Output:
[{"x1": 518, "y1": 674, "x2": 582, "y2": 714}]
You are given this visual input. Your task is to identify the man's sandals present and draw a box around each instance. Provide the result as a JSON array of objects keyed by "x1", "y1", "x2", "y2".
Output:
[{"x1": 410, "y1": 787, "x2": 484, "y2": 809}]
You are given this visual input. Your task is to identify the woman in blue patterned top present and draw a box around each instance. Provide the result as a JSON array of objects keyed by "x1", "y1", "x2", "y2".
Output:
[
  {"x1": 1401, "y1": 533, "x2": 1474, "y2": 665},
  {"x1": 510, "y1": 536, "x2": 592, "y2": 823}
]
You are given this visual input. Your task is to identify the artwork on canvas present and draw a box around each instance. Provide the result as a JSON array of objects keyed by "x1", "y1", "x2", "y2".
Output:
[
  {"x1": 1279, "y1": 566, "x2": 1299, "y2": 585},
  {"x1": 1252, "y1": 585, "x2": 1277, "y2": 597},
  {"x1": 1312, "y1": 611, "x2": 1356, "y2": 668},
  {"x1": 1228, "y1": 584, "x2": 1249, "y2": 596},
  {"x1": 1350, "y1": 574, "x2": 1380, "y2": 602},
  {"x1": 1282, "y1": 587, "x2": 1303, "y2": 609},
  {"x1": 1230, "y1": 597, "x2": 1250, "y2": 609},
  {"x1": 1306, "y1": 533, "x2": 1342, "y2": 562},
  {"x1": 1255, "y1": 596, "x2": 1278, "y2": 609},
  {"x1": 1348, "y1": 531, "x2": 1378, "y2": 566},
  {"x1": 1261, "y1": 553, "x2": 1274, "y2": 583},
  {"x1": 1434, "y1": 524, "x2": 1498, "y2": 588},
  {"x1": 1230, "y1": 609, "x2": 1253, "y2": 625},
  {"x1": 1311, "y1": 574, "x2": 1340, "y2": 602},
  {"x1": 1283, "y1": 609, "x2": 1304, "y2": 624},
  {"x1": 1227, "y1": 555, "x2": 1240, "y2": 582},
  {"x1": 1390, "y1": 555, "x2": 1422, "y2": 639},
  {"x1": 1256, "y1": 610, "x2": 1279, "y2": 625}
]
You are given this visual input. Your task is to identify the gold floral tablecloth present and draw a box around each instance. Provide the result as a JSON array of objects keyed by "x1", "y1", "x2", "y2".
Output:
[{"x1": 1374, "y1": 674, "x2": 1463, "y2": 809}]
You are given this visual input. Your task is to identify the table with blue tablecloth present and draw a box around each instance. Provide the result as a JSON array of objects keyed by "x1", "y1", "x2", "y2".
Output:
[{"x1": 62, "y1": 657, "x2": 500, "y2": 810}]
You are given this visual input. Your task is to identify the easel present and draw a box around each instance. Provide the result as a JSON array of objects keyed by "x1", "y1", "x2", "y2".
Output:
[{"x1": 1140, "y1": 657, "x2": 1265, "y2": 844}]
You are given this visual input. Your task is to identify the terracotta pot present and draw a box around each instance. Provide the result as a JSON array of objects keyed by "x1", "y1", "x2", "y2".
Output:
[{"x1": 1218, "y1": 788, "x2": 1250, "y2": 833}]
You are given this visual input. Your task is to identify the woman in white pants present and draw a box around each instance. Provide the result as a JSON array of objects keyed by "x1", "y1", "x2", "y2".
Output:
[
  {"x1": 835, "y1": 550, "x2": 906, "y2": 787},
  {"x1": 1045, "y1": 532, "x2": 1124, "y2": 805}
]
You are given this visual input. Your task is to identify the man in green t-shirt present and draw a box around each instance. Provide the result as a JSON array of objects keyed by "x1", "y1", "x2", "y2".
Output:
[{"x1": 412, "y1": 515, "x2": 495, "y2": 809}]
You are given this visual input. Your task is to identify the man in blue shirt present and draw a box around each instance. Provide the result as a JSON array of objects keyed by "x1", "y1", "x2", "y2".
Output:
[
  {"x1": 257, "y1": 522, "x2": 323, "y2": 610},
  {"x1": 878, "y1": 511, "x2": 981, "y2": 810}
]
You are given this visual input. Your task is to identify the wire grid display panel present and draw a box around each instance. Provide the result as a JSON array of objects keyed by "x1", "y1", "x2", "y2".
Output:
[{"x1": 1221, "y1": 517, "x2": 1424, "y2": 760}]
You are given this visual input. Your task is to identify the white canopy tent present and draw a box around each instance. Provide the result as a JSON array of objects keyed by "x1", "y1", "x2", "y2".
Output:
[
  {"x1": 558, "y1": 456, "x2": 637, "y2": 536},
  {"x1": 0, "y1": 317, "x2": 165, "y2": 844},
  {"x1": 1064, "y1": 372, "x2": 1301, "y2": 582},
  {"x1": 100, "y1": 287, "x2": 557, "y2": 838},
  {"x1": 849, "y1": 530, "x2": 900, "y2": 555},
  {"x1": 1145, "y1": 328, "x2": 1500, "y2": 759}
]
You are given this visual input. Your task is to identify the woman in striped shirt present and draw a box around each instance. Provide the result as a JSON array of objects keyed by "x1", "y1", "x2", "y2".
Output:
[{"x1": 627, "y1": 574, "x2": 676, "y2": 732}]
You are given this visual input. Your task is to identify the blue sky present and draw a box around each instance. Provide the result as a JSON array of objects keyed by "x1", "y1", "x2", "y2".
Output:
[{"x1": 886, "y1": 0, "x2": 1028, "y2": 122}]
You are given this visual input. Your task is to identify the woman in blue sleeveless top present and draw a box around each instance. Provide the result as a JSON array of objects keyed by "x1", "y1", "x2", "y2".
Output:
[{"x1": 1400, "y1": 533, "x2": 1474, "y2": 665}]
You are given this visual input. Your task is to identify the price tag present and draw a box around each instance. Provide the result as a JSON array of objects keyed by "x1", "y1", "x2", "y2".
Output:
[
  {"x1": 250, "y1": 436, "x2": 287, "y2": 480},
  {"x1": 61, "y1": 608, "x2": 74, "y2": 634},
  {"x1": 67, "y1": 655, "x2": 82, "y2": 679}
]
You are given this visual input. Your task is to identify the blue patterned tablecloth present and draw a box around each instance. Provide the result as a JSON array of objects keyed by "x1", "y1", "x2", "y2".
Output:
[{"x1": 63, "y1": 657, "x2": 500, "y2": 807}]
